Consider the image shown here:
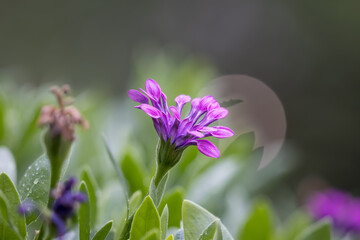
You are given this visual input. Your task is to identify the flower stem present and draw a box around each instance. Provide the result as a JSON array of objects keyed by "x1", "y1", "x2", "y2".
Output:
[{"x1": 154, "y1": 163, "x2": 170, "y2": 187}]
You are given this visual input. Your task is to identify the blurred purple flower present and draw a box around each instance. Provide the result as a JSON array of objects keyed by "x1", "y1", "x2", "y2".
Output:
[
  {"x1": 307, "y1": 189, "x2": 360, "y2": 234},
  {"x1": 50, "y1": 177, "x2": 86, "y2": 237},
  {"x1": 128, "y1": 79, "x2": 234, "y2": 158},
  {"x1": 18, "y1": 177, "x2": 86, "y2": 238}
]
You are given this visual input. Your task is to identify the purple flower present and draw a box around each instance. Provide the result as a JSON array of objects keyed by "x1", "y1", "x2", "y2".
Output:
[
  {"x1": 50, "y1": 177, "x2": 86, "y2": 237},
  {"x1": 307, "y1": 189, "x2": 360, "y2": 234},
  {"x1": 18, "y1": 200, "x2": 35, "y2": 215},
  {"x1": 128, "y1": 79, "x2": 234, "y2": 159}
]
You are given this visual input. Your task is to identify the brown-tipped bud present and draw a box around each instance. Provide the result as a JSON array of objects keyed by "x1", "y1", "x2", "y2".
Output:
[
  {"x1": 38, "y1": 85, "x2": 88, "y2": 142},
  {"x1": 39, "y1": 85, "x2": 88, "y2": 188}
]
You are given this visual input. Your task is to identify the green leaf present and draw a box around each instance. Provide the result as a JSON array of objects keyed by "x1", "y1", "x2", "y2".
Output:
[
  {"x1": 103, "y1": 136, "x2": 129, "y2": 210},
  {"x1": 0, "y1": 172, "x2": 26, "y2": 238},
  {"x1": 222, "y1": 132, "x2": 255, "y2": 159},
  {"x1": 0, "y1": 147, "x2": 17, "y2": 183},
  {"x1": 219, "y1": 99, "x2": 242, "y2": 108},
  {"x1": 79, "y1": 181, "x2": 91, "y2": 240},
  {"x1": 92, "y1": 220, "x2": 113, "y2": 240},
  {"x1": 18, "y1": 154, "x2": 50, "y2": 224},
  {"x1": 160, "y1": 205, "x2": 169, "y2": 240},
  {"x1": 166, "y1": 234, "x2": 174, "y2": 240},
  {"x1": 129, "y1": 196, "x2": 161, "y2": 240},
  {"x1": 129, "y1": 190, "x2": 143, "y2": 216},
  {"x1": 182, "y1": 200, "x2": 233, "y2": 240},
  {"x1": 149, "y1": 173, "x2": 169, "y2": 207},
  {"x1": 275, "y1": 211, "x2": 311, "y2": 240},
  {"x1": 140, "y1": 229, "x2": 160, "y2": 240},
  {"x1": 0, "y1": 191, "x2": 9, "y2": 223},
  {"x1": 238, "y1": 201, "x2": 273, "y2": 240},
  {"x1": 81, "y1": 166, "x2": 98, "y2": 227},
  {"x1": 199, "y1": 220, "x2": 219, "y2": 240},
  {"x1": 294, "y1": 220, "x2": 331, "y2": 240},
  {"x1": 159, "y1": 187, "x2": 184, "y2": 228},
  {"x1": 118, "y1": 214, "x2": 134, "y2": 240},
  {"x1": 121, "y1": 152, "x2": 146, "y2": 195}
]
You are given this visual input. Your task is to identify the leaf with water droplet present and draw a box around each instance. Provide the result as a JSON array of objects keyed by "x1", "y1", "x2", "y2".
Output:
[{"x1": 18, "y1": 154, "x2": 50, "y2": 225}]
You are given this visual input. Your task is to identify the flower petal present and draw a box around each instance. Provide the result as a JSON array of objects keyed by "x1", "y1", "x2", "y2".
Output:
[
  {"x1": 175, "y1": 94, "x2": 191, "y2": 109},
  {"x1": 145, "y1": 79, "x2": 162, "y2": 101},
  {"x1": 128, "y1": 89, "x2": 149, "y2": 104},
  {"x1": 170, "y1": 106, "x2": 181, "y2": 121},
  {"x1": 136, "y1": 104, "x2": 162, "y2": 118},
  {"x1": 188, "y1": 130, "x2": 205, "y2": 138},
  {"x1": 211, "y1": 126, "x2": 234, "y2": 138},
  {"x1": 196, "y1": 139, "x2": 220, "y2": 158},
  {"x1": 207, "y1": 107, "x2": 228, "y2": 120},
  {"x1": 207, "y1": 101, "x2": 220, "y2": 111},
  {"x1": 199, "y1": 95, "x2": 216, "y2": 111}
]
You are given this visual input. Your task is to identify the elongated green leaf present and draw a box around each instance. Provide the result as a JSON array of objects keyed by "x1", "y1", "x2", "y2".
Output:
[
  {"x1": 0, "y1": 147, "x2": 16, "y2": 183},
  {"x1": 129, "y1": 190, "x2": 143, "y2": 216},
  {"x1": 166, "y1": 235, "x2": 174, "y2": 240},
  {"x1": 79, "y1": 181, "x2": 90, "y2": 240},
  {"x1": 238, "y1": 201, "x2": 273, "y2": 240},
  {"x1": 0, "y1": 172, "x2": 26, "y2": 238},
  {"x1": 275, "y1": 211, "x2": 311, "y2": 240},
  {"x1": 0, "y1": 191, "x2": 9, "y2": 223},
  {"x1": 129, "y1": 196, "x2": 160, "y2": 240},
  {"x1": 294, "y1": 220, "x2": 331, "y2": 240},
  {"x1": 92, "y1": 220, "x2": 113, "y2": 240},
  {"x1": 149, "y1": 173, "x2": 169, "y2": 207},
  {"x1": 103, "y1": 136, "x2": 129, "y2": 211},
  {"x1": 118, "y1": 214, "x2": 134, "y2": 240},
  {"x1": 160, "y1": 205, "x2": 169, "y2": 240},
  {"x1": 81, "y1": 166, "x2": 98, "y2": 227},
  {"x1": 183, "y1": 200, "x2": 233, "y2": 240},
  {"x1": 121, "y1": 153, "x2": 146, "y2": 195},
  {"x1": 219, "y1": 99, "x2": 242, "y2": 108},
  {"x1": 159, "y1": 188, "x2": 184, "y2": 228},
  {"x1": 140, "y1": 229, "x2": 160, "y2": 240},
  {"x1": 18, "y1": 154, "x2": 50, "y2": 224},
  {"x1": 199, "y1": 220, "x2": 219, "y2": 240}
]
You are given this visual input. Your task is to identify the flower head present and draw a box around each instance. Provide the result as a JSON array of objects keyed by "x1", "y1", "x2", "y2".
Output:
[
  {"x1": 128, "y1": 79, "x2": 234, "y2": 159},
  {"x1": 18, "y1": 178, "x2": 86, "y2": 238},
  {"x1": 51, "y1": 177, "x2": 86, "y2": 237},
  {"x1": 307, "y1": 189, "x2": 360, "y2": 234},
  {"x1": 38, "y1": 85, "x2": 89, "y2": 142}
]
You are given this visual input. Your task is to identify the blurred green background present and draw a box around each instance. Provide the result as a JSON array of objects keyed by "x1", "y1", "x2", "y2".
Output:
[{"x1": 0, "y1": 0, "x2": 359, "y2": 220}]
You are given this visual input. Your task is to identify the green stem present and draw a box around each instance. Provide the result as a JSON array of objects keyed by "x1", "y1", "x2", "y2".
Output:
[{"x1": 154, "y1": 163, "x2": 170, "y2": 187}]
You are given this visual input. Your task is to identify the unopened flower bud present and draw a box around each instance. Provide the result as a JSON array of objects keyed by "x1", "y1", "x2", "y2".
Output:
[{"x1": 39, "y1": 85, "x2": 88, "y2": 188}]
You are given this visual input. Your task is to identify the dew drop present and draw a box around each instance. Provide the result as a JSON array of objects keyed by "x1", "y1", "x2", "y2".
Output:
[
  {"x1": 26, "y1": 188, "x2": 29, "y2": 191},
  {"x1": 33, "y1": 178, "x2": 39, "y2": 184},
  {"x1": 36, "y1": 167, "x2": 39, "y2": 171}
]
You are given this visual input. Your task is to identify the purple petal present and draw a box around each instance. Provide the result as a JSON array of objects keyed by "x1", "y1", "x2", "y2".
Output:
[
  {"x1": 196, "y1": 139, "x2": 220, "y2": 158},
  {"x1": 211, "y1": 126, "x2": 234, "y2": 138},
  {"x1": 51, "y1": 213, "x2": 67, "y2": 236},
  {"x1": 128, "y1": 89, "x2": 149, "y2": 104},
  {"x1": 188, "y1": 130, "x2": 205, "y2": 138},
  {"x1": 207, "y1": 101, "x2": 220, "y2": 111},
  {"x1": 136, "y1": 104, "x2": 162, "y2": 118},
  {"x1": 207, "y1": 107, "x2": 228, "y2": 120},
  {"x1": 175, "y1": 95, "x2": 191, "y2": 110},
  {"x1": 73, "y1": 192, "x2": 87, "y2": 202},
  {"x1": 145, "y1": 79, "x2": 162, "y2": 101},
  {"x1": 199, "y1": 95, "x2": 216, "y2": 111},
  {"x1": 170, "y1": 106, "x2": 181, "y2": 121}
]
